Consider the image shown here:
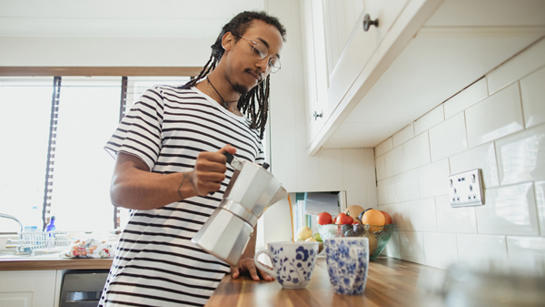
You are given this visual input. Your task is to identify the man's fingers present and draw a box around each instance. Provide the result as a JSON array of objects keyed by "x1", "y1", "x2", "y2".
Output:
[
  {"x1": 219, "y1": 144, "x2": 237, "y2": 155},
  {"x1": 258, "y1": 268, "x2": 274, "y2": 281},
  {"x1": 248, "y1": 264, "x2": 260, "y2": 281},
  {"x1": 231, "y1": 266, "x2": 239, "y2": 279}
]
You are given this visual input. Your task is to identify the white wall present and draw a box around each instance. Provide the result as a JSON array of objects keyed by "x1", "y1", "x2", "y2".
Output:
[
  {"x1": 378, "y1": 38, "x2": 545, "y2": 272},
  {"x1": 259, "y1": 0, "x2": 377, "y2": 249},
  {"x1": 0, "y1": 37, "x2": 211, "y2": 66}
]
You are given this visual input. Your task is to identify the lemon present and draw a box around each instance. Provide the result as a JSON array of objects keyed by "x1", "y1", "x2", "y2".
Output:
[{"x1": 297, "y1": 226, "x2": 313, "y2": 241}]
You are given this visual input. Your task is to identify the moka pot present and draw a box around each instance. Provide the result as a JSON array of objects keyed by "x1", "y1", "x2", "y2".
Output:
[{"x1": 191, "y1": 152, "x2": 287, "y2": 266}]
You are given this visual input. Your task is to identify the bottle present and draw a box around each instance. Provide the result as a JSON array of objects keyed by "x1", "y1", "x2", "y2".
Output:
[{"x1": 45, "y1": 216, "x2": 56, "y2": 248}]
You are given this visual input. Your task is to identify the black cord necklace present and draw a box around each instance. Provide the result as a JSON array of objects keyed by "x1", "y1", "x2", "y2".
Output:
[{"x1": 206, "y1": 77, "x2": 236, "y2": 109}]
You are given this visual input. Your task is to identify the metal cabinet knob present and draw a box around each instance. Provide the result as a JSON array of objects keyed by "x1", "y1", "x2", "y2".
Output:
[
  {"x1": 312, "y1": 111, "x2": 323, "y2": 120},
  {"x1": 363, "y1": 14, "x2": 379, "y2": 31}
]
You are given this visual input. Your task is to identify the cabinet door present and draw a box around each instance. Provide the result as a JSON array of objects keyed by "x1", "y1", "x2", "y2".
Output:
[
  {"x1": 0, "y1": 270, "x2": 57, "y2": 307},
  {"x1": 326, "y1": 0, "x2": 408, "y2": 113}
]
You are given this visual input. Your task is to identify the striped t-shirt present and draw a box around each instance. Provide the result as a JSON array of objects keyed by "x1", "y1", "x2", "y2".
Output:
[{"x1": 99, "y1": 85, "x2": 265, "y2": 307}]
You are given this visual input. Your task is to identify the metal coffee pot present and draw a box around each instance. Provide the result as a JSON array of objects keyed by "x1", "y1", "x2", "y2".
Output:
[{"x1": 191, "y1": 152, "x2": 287, "y2": 266}]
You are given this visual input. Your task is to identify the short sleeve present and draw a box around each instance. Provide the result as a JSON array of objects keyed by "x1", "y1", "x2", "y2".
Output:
[{"x1": 105, "y1": 87, "x2": 164, "y2": 170}]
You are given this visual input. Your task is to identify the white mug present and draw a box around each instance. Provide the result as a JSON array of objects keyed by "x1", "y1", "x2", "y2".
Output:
[{"x1": 254, "y1": 241, "x2": 319, "y2": 289}]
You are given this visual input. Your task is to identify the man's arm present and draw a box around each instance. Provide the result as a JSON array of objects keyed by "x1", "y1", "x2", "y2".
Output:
[{"x1": 110, "y1": 145, "x2": 236, "y2": 210}]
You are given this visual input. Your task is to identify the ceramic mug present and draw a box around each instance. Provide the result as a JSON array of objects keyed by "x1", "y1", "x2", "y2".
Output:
[
  {"x1": 254, "y1": 241, "x2": 319, "y2": 289},
  {"x1": 324, "y1": 237, "x2": 369, "y2": 295}
]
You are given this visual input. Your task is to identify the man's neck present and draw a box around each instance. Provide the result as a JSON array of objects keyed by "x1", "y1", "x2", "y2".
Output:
[{"x1": 196, "y1": 71, "x2": 241, "y2": 113}]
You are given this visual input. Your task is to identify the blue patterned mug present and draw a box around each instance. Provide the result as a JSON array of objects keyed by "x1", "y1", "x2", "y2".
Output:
[
  {"x1": 254, "y1": 241, "x2": 319, "y2": 289},
  {"x1": 324, "y1": 237, "x2": 369, "y2": 295}
]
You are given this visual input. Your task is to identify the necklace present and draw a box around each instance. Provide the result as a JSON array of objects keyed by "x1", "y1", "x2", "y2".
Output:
[{"x1": 206, "y1": 77, "x2": 236, "y2": 109}]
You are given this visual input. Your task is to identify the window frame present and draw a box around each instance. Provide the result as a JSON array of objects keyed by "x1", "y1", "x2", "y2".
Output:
[{"x1": 0, "y1": 67, "x2": 200, "y2": 233}]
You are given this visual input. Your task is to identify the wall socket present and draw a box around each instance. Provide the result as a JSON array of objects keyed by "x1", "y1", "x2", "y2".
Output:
[{"x1": 448, "y1": 168, "x2": 485, "y2": 207}]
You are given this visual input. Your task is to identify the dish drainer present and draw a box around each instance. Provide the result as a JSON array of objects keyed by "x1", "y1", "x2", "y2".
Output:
[{"x1": 8, "y1": 231, "x2": 72, "y2": 255}]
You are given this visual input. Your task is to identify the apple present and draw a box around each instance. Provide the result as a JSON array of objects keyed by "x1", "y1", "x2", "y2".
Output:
[
  {"x1": 317, "y1": 212, "x2": 333, "y2": 225},
  {"x1": 335, "y1": 213, "x2": 354, "y2": 225}
]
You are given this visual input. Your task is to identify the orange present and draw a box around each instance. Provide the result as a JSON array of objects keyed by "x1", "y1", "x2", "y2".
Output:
[
  {"x1": 380, "y1": 210, "x2": 393, "y2": 224},
  {"x1": 361, "y1": 209, "x2": 386, "y2": 228}
]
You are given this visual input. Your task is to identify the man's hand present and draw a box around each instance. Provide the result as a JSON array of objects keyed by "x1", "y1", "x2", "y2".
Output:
[
  {"x1": 231, "y1": 257, "x2": 274, "y2": 281},
  {"x1": 188, "y1": 145, "x2": 237, "y2": 196}
]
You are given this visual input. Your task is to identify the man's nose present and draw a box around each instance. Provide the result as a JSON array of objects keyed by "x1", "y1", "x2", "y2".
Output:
[{"x1": 255, "y1": 57, "x2": 271, "y2": 73}]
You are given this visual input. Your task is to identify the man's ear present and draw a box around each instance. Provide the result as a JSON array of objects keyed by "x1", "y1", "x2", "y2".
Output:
[{"x1": 221, "y1": 32, "x2": 235, "y2": 51}]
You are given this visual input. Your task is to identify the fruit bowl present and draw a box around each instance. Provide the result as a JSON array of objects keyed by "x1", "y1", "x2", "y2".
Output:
[{"x1": 318, "y1": 223, "x2": 395, "y2": 261}]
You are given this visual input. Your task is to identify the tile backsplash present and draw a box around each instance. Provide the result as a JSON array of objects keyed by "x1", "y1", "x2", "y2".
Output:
[{"x1": 377, "y1": 38, "x2": 545, "y2": 272}]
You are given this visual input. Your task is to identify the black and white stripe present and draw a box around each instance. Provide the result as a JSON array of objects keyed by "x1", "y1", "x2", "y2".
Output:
[{"x1": 100, "y1": 85, "x2": 265, "y2": 307}]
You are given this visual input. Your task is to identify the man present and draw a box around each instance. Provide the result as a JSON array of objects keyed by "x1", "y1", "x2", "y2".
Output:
[{"x1": 99, "y1": 11, "x2": 286, "y2": 307}]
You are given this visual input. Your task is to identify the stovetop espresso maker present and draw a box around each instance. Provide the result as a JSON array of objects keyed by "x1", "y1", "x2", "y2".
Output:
[{"x1": 192, "y1": 152, "x2": 287, "y2": 266}]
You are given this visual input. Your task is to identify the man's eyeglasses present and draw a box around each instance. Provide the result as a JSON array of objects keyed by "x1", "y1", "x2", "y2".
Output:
[{"x1": 235, "y1": 34, "x2": 281, "y2": 73}]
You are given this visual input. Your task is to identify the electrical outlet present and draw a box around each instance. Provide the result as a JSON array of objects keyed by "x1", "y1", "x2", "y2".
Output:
[{"x1": 448, "y1": 168, "x2": 485, "y2": 207}]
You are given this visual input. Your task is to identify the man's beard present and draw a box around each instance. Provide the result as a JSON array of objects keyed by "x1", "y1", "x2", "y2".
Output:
[{"x1": 232, "y1": 83, "x2": 249, "y2": 95}]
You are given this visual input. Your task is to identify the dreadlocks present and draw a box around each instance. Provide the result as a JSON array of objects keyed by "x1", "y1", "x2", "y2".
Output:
[{"x1": 182, "y1": 11, "x2": 286, "y2": 139}]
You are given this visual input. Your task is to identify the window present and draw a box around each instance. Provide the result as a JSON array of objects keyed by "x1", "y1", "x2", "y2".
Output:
[
  {"x1": 0, "y1": 77, "x2": 52, "y2": 232},
  {"x1": 0, "y1": 75, "x2": 190, "y2": 232}
]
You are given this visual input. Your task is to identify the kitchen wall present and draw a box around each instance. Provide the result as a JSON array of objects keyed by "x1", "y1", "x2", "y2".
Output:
[
  {"x1": 258, "y1": 0, "x2": 377, "y2": 249},
  {"x1": 379, "y1": 38, "x2": 545, "y2": 272}
]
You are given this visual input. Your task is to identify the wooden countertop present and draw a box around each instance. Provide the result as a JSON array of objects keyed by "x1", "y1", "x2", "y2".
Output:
[
  {"x1": 206, "y1": 257, "x2": 446, "y2": 307},
  {"x1": 0, "y1": 256, "x2": 112, "y2": 271}
]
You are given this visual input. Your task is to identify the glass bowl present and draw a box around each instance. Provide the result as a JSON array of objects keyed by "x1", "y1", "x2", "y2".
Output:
[{"x1": 318, "y1": 223, "x2": 395, "y2": 261}]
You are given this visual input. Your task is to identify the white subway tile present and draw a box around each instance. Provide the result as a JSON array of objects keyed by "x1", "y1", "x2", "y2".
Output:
[
  {"x1": 429, "y1": 113, "x2": 468, "y2": 161},
  {"x1": 444, "y1": 78, "x2": 488, "y2": 119},
  {"x1": 496, "y1": 124, "x2": 545, "y2": 185},
  {"x1": 393, "y1": 123, "x2": 414, "y2": 147},
  {"x1": 396, "y1": 169, "x2": 421, "y2": 203},
  {"x1": 386, "y1": 200, "x2": 436, "y2": 232},
  {"x1": 376, "y1": 154, "x2": 386, "y2": 181},
  {"x1": 377, "y1": 176, "x2": 397, "y2": 205},
  {"x1": 375, "y1": 137, "x2": 393, "y2": 157},
  {"x1": 535, "y1": 181, "x2": 545, "y2": 236},
  {"x1": 404, "y1": 132, "x2": 431, "y2": 171},
  {"x1": 507, "y1": 236, "x2": 545, "y2": 274},
  {"x1": 423, "y1": 232, "x2": 458, "y2": 269},
  {"x1": 435, "y1": 195, "x2": 477, "y2": 233},
  {"x1": 398, "y1": 231, "x2": 426, "y2": 264},
  {"x1": 419, "y1": 159, "x2": 450, "y2": 198},
  {"x1": 384, "y1": 145, "x2": 405, "y2": 177},
  {"x1": 415, "y1": 105, "x2": 445, "y2": 135},
  {"x1": 476, "y1": 183, "x2": 539, "y2": 236},
  {"x1": 465, "y1": 83, "x2": 524, "y2": 147},
  {"x1": 487, "y1": 39, "x2": 545, "y2": 94},
  {"x1": 487, "y1": 38, "x2": 545, "y2": 94},
  {"x1": 449, "y1": 142, "x2": 499, "y2": 188},
  {"x1": 407, "y1": 198, "x2": 437, "y2": 232},
  {"x1": 457, "y1": 234, "x2": 507, "y2": 265},
  {"x1": 520, "y1": 66, "x2": 545, "y2": 128}
]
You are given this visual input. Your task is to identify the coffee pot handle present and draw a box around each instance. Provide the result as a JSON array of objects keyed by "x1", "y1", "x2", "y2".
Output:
[{"x1": 254, "y1": 249, "x2": 276, "y2": 279}]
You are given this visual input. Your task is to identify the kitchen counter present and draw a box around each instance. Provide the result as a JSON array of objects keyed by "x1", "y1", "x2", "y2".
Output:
[
  {"x1": 206, "y1": 256, "x2": 446, "y2": 307},
  {"x1": 0, "y1": 255, "x2": 112, "y2": 271}
]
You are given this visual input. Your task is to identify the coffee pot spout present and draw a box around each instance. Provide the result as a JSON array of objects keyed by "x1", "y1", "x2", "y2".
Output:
[{"x1": 269, "y1": 187, "x2": 288, "y2": 207}]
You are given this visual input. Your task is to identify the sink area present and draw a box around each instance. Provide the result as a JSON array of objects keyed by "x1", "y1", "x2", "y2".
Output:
[{"x1": 0, "y1": 247, "x2": 66, "y2": 260}]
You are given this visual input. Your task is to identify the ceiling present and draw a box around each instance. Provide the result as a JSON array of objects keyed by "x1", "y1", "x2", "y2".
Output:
[{"x1": 0, "y1": 0, "x2": 265, "y2": 39}]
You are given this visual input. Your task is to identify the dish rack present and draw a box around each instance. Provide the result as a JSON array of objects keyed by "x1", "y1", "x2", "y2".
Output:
[{"x1": 8, "y1": 231, "x2": 72, "y2": 254}]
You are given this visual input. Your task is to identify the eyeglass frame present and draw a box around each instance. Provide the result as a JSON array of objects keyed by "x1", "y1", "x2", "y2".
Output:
[{"x1": 232, "y1": 33, "x2": 281, "y2": 73}]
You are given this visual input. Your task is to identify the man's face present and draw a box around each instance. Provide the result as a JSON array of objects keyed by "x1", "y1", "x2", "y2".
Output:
[{"x1": 222, "y1": 20, "x2": 284, "y2": 93}]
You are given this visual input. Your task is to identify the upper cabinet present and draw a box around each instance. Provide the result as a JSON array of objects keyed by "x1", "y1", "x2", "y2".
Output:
[{"x1": 301, "y1": 0, "x2": 545, "y2": 154}]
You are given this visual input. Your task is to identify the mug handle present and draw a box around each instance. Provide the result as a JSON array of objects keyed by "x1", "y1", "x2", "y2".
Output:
[{"x1": 254, "y1": 249, "x2": 276, "y2": 279}]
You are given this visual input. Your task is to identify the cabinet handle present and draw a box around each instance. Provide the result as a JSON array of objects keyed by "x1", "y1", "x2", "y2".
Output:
[
  {"x1": 312, "y1": 111, "x2": 323, "y2": 120},
  {"x1": 363, "y1": 14, "x2": 379, "y2": 31}
]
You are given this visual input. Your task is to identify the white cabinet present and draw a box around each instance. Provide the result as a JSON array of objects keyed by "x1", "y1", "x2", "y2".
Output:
[
  {"x1": 0, "y1": 270, "x2": 58, "y2": 307},
  {"x1": 301, "y1": 0, "x2": 545, "y2": 153}
]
